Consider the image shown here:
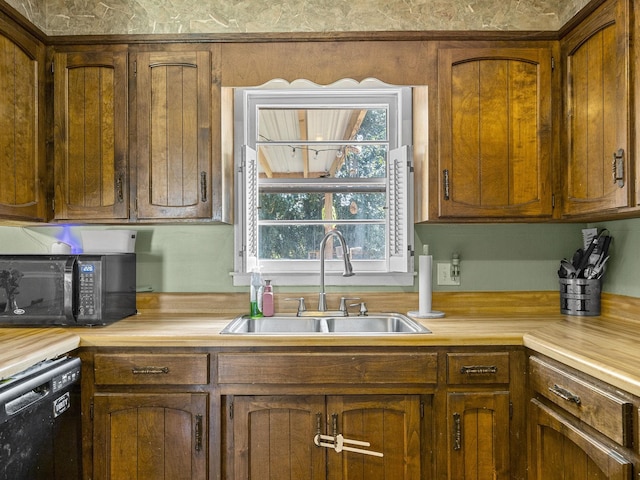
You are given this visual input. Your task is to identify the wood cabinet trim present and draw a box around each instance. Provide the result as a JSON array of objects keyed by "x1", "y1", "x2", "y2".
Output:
[{"x1": 217, "y1": 352, "x2": 438, "y2": 385}]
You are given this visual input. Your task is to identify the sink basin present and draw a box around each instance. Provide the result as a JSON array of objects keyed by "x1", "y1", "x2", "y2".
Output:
[{"x1": 220, "y1": 313, "x2": 431, "y2": 335}]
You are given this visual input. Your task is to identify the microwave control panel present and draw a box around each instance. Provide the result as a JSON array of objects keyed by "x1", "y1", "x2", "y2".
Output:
[{"x1": 77, "y1": 261, "x2": 102, "y2": 319}]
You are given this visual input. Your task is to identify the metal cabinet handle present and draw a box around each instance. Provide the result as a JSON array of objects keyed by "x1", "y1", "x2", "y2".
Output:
[
  {"x1": 195, "y1": 414, "x2": 203, "y2": 452},
  {"x1": 612, "y1": 149, "x2": 625, "y2": 188},
  {"x1": 549, "y1": 384, "x2": 581, "y2": 405},
  {"x1": 131, "y1": 366, "x2": 170, "y2": 375},
  {"x1": 443, "y1": 169, "x2": 450, "y2": 200},
  {"x1": 460, "y1": 365, "x2": 498, "y2": 375},
  {"x1": 200, "y1": 171, "x2": 208, "y2": 202},
  {"x1": 453, "y1": 412, "x2": 461, "y2": 450},
  {"x1": 116, "y1": 175, "x2": 124, "y2": 202}
]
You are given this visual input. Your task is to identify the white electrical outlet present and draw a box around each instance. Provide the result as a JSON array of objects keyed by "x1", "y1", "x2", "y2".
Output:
[{"x1": 437, "y1": 262, "x2": 461, "y2": 286}]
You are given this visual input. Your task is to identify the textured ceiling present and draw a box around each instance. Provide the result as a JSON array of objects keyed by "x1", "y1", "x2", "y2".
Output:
[{"x1": 3, "y1": 0, "x2": 592, "y2": 36}]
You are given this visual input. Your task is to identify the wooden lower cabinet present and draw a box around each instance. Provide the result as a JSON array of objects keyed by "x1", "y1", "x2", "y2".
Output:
[
  {"x1": 92, "y1": 392, "x2": 208, "y2": 480},
  {"x1": 527, "y1": 354, "x2": 637, "y2": 480},
  {"x1": 528, "y1": 399, "x2": 632, "y2": 479},
  {"x1": 224, "y1": 394, "x2": 424, "y2": 480},
  {"x1": 445, "y1": 391, "x2": 510, "y2": 479}
]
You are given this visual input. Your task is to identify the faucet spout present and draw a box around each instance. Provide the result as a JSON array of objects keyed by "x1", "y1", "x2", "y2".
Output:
[{"x1": 318, "y1": 229, "x2": 354, "y2": 311}]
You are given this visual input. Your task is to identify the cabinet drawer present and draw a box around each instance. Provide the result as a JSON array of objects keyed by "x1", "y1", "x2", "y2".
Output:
[
  {"x1": 217, "y1": 352, "x2": 437, "y2": 385},
  {"x1": 447, "y1": 352, "x2": 510, "y2": 384},
  {"x1": 94, "y1": 353, "x2": 209, "y2": 385},
  {"x1": 529, "y1": 356, "x2": 633, "y2": 447}
]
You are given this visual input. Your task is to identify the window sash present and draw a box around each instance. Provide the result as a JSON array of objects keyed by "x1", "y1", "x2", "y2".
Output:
[{"x1": 234, "y1": 80, "x2": 414, "y2": 285}]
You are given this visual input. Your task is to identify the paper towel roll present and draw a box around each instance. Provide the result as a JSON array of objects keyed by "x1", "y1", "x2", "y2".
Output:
[
  {"x1": 408, "y1": 255, "x2": 445, "y2": 319},
  {"x1": 419, "y1": 255, "x2": 432, "y2": 314}
]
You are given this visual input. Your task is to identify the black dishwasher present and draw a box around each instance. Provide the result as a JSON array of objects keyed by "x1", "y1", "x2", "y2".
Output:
[{"x1": 0, "y1": 356, "x2": 81, "y2": 480}]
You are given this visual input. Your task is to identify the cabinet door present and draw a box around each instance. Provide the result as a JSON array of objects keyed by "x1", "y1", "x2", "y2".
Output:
[
  {"x1": 529, "y1": 399, "x2": 632, "y2": 480},
  {"x1": 446, "y1": 391, "x2": 510, "y2": 480},
  {"x1": 93, "y1": 393, "x2": 207, "y2": 480},
  {"x1": 134, "y1": 48, "x2": 212, "y2": 220},
  {"x1": 326, "y1": 395, "x2": 422, "y2": 480},
  {"x1": 0, "y1": 25, "x2": 46, "y2": 221},
  {"x1": 53, "y1": 48, "x2": 129, "y2": 221},
  {"x1": 227, "y1": 395, "x2": 327, "y2": 480},
  {"x1": 437, "y1": 46, "x2": 553, "y2": 219},
  {"x1": 562, "y1": 0, "x2": 631, "y2": 216}
]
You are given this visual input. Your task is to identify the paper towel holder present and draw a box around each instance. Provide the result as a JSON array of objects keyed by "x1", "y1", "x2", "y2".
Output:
[
  {"x1": 407, "y1": 254, "x2": 445, "y2": 319},
  {"x1": 408, "y1": 309, "x2": 445, "y2": 319}
]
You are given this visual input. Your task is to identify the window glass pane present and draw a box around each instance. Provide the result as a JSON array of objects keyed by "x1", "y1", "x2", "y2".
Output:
[
  {"x1": 259, "y1": 224, "x2": 386, "y2": 260},
  {"x1": 256, "y1": 144, "x2": 387, "y2": 179},
  {"x1": 259, "y1": 192, "x2": 386, "y2": 221},
  {"x1": 258, "y1": 108, "x2": 387, "y2": 142}
]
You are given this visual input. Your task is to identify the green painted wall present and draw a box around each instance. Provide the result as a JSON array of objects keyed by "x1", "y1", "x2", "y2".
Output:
[{"x1": 4, "y1": 221, "x2": 632, "y2": 296}]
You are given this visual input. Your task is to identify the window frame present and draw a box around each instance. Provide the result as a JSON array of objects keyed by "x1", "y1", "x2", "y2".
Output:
[{"x1": 233, "y1": 79, "x2": 415, "y2": 287}]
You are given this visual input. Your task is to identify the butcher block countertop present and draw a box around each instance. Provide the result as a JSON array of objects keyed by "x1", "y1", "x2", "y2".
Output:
[
  {"x1": 0, "y1": 329, "x2": 80, "y2": 380},
  {"x1": 1, "y1": 291, "x2": 640, "y2": 396}
]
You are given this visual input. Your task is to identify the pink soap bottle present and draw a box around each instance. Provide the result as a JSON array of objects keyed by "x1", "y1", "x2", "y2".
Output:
[{"x1": 262, "y1": 280, "x2": 274, "y2": 317}]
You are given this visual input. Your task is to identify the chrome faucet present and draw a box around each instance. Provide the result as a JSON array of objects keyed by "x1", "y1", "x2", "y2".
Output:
[{"x1": 318, "y1": 229, "x2": 354, "y2": 311}]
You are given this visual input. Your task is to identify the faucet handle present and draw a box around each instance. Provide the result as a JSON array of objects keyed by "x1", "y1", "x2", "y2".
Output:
[
  {"x1": 285, "y1": 297, "x2": 306, "y2": 316},
  {"x1": 350, "y1": 302, "x2": 368, "y2": 316},
  {"x1": 339, "y1": 297, "x2": 360, "y2": 315}
]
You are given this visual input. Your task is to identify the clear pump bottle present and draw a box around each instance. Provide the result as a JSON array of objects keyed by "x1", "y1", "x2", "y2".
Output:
[
  {"x1": 250, "y1": 268, "x2": 263, "y2": 318},
  {"x1": 262, "y1": 280, "x2": 274, "y2": 317}
]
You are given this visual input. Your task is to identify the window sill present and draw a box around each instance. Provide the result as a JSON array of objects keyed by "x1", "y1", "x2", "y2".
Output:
[{"x1": 231, "y1": 271, "x2": 414, "y2": 287}]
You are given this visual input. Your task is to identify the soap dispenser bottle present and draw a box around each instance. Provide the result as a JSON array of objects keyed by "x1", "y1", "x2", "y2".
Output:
[
  {"x1": 262, "y1": 280, "x2": 274, "y2": 317},
  {"x1": 250, "y1": 268, "x2": 263, "y2": 318}
]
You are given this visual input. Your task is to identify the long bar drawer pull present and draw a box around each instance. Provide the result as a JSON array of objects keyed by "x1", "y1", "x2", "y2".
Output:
[
  {"x1": 132, "y1": 366, "x2": 170, "y2": 375},
  {"x1": 460, "y1": 365, "x2": 498, "y2": 375},
  {"x1": 549, "y1": 384, "x2": 581, "y2": 405},
  {"x1": 314, "y1": 434, "x2": 383, "y2": 457}
]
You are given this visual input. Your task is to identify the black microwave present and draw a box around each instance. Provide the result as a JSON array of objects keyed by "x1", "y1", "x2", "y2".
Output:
[{"x1": 0, "y1": 253, "x2": 136, "y2": 326}]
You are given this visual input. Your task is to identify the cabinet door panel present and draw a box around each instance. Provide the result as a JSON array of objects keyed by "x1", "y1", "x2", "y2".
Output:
[
  {"x1": 135, "y1": 49, "x2": 212, "y2": 220},
  {"x1": 446, "y1": 391, "x2": 510, "y2": 479},
  {"x1": 53, "y1": 49, "x2": 128, "y2": 220},
  {"x1": 327, "y1": 395, "x2": 421, "y2": 480},
  {"x1": 529, "y1": 399, "x2": 632, "y2": 480},
  {"x1": 229, "y1": 395, "x2": 326, "y2": 480},
  {"x1": 93, "y1": 393, "x2": 207, "y2": 480},
  {"x1": 0, "y1": 29, "x2": 46, "y2": 221},
  {"x1": 438, "y1": 47, "x2": 553, "y2": 219},
  {"x1": 562, "y1": 0, "x2": 631, "y2": 216}
]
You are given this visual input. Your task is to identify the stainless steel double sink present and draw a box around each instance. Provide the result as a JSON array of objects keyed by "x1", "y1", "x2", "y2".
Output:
[{"x1": 220, "y1": 313, "x2": 431, "y2": 335}]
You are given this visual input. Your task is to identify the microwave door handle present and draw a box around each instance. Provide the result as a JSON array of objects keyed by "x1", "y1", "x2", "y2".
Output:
[{"x1": 63, "y1": 257, "x2": 76, "y2": 320}]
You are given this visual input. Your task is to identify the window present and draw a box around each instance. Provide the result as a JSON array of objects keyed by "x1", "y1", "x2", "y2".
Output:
[{"x1": 233, "y1": 79, "x2": 414, "y2": 286}]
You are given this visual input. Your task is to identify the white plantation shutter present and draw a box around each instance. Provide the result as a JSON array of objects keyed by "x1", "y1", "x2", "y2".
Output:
[
  {"x1": 388, "y1": 145, "x2": 413, "y2": 272},
  {"x1": 243, "y1": 145, "x2": 259, "y2": 272}
]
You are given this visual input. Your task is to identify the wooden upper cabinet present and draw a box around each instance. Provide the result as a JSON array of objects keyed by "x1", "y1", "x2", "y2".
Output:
[
  {"x1": 562, "y1": 0, "x2": 631, "y2": 217},
  {"x1": 133, "y1": 47, "x2": 215, "y2": 221},
  {"x1": 436, "y1": 46, "x2": 554, "y2": 220},
  {"x1": 53, "y1": 48, "x2": 129, "y2": 221},
  {"x1": 0, "y1": 21, "x2": 46, "y2": 221}
]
